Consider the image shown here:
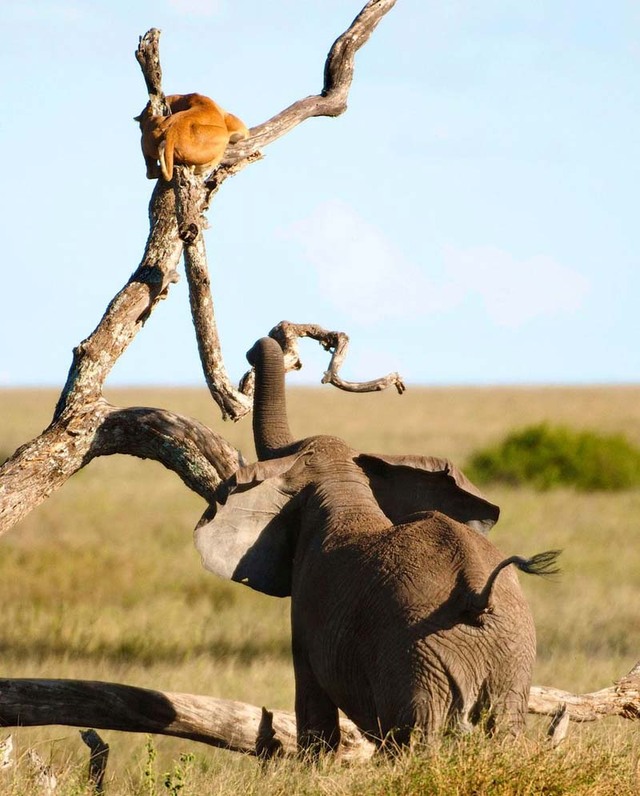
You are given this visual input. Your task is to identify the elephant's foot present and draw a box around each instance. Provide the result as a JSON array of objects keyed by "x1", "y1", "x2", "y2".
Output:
[
  {"x1": 297, "y1": 728, "x2": 341, "y2": 759},
  {"x1": 294, "y1": 664, "x2": 341, "y2": 757}
]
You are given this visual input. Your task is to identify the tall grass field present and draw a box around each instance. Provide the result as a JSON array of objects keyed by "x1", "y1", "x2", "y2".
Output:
[{"x1": 1, "y1": 384, "x2": 639, "y2": 794}]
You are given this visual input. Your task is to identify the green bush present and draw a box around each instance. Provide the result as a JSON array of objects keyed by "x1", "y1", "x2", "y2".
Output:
[{"x1": 467, "y1": 423, "x2": 640, "y2": 491}]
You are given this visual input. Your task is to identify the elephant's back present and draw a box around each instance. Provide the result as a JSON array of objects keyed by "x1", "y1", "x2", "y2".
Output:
[
  {"x1": 297, "y1": 510, "x2": 533, "y2": 646},
  {"x1": 293, "y1": 511, "x2": 536, "y2": 740},
  {"x1": 369, "y1": 513, "x2": 535, "y2": 735},
  {"x1": 369, "y1": 511, "x2": 527, "y2": 610}
]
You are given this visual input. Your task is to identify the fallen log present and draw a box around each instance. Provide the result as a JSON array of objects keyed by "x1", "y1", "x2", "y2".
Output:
[
  {"x1": 528, "y1": 660, "x2": 640, "y2": 722},
  {"x1": 0, "y1": 679, "x2": 374, "y2": 761},
  {"x1": 1, "y1": 662, "x2": 638, "y2": 761}
]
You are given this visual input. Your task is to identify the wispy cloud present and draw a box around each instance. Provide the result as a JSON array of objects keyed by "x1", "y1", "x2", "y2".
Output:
[
  {"x1": 284, "y1": 199, "x2": 590, "y2": 328},
  {"x1": 284, "y1": 199, "x2": 455, "y2": 323},
  {"x1": 442, "y1": 245, "x2": 590, "y2": 327}
]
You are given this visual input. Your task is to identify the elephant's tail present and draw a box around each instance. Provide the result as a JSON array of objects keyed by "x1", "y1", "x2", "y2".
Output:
[{"x1": 469, "y1": 549, "x2": 561, "y2": 616}]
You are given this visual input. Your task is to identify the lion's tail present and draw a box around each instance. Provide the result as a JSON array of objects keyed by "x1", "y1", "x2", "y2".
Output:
[{"x1": 158, "y1": 128, "x2": 176, "y2": 181}]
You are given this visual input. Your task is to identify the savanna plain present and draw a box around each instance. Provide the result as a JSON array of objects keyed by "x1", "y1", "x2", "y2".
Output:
[{"x1": 1, "y1": 383, "x2": 639, "y2": 795}]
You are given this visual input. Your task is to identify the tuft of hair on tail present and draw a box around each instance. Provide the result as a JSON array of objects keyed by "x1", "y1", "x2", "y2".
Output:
[{"x1": 514, "y1": 549, "x2": 562, "y2": 577}]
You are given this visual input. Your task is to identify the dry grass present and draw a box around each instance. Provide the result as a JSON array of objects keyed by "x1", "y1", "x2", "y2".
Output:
[{"x1": 1, "y1": 384, "x2": 639, "y2": 794}]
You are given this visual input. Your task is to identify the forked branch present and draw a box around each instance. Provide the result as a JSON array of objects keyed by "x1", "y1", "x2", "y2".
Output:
[{"x1": 134, "y1": 0, "x2": 400, "y2": 418}]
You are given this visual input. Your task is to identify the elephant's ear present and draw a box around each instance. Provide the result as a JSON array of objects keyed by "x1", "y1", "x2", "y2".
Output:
[
  {"x1": 194, "y1": 453, "x2": 302, "y2": 597},
  {"x1": 355, "y1": 453, "x2": 499, "y2": 534}
]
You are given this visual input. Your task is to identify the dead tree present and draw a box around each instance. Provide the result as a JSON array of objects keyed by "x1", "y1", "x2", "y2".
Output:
[{"x1": 0, "y1": 0, "x2": 403, "y2": 537}]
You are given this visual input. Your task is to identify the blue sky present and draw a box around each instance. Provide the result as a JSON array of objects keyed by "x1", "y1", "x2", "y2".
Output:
[{"x1": 1, "y1": 0, "x2": 638, "y2": 388}]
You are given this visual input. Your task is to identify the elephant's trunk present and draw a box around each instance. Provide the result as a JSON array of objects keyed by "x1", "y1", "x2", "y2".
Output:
[
  {"x1": 469, "y1": 549, "x2": 561, "y2": 616},
  {"x1": 246, "y1": 337, "x2": 295, "y2": 460}
]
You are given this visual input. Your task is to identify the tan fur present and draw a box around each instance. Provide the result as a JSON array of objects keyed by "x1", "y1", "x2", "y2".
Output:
[{"x1": 135, "y1": 93, "x2": 249, "y2": 181}]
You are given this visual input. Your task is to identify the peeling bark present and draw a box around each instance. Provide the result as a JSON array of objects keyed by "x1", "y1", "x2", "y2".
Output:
[{"x1": 0, "y1": 403, "x2": 241, "y2": 534}]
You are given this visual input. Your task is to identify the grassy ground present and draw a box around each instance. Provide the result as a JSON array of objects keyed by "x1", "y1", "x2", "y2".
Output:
[{"x1": 1, "y1": 385, "x2": 639, "y2": 794}]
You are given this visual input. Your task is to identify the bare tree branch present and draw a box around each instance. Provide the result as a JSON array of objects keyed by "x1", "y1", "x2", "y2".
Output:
[
  {"x1": 54, "y1": 184, "x2": 182, "y2": 423},
  {"x1": 135, "y1": 28, "x2": 165, "y2": 106},
  {"x1": 93, "y1": 406, "x2": 242, "y2": 500},
  {"x1": 216, "y1": 0, "x2": 399, "y2": 169},
  {"x1": 267, "y1": 321, "x2": 406, "y2": 394},
  {"x1": 174, "y1": 170, "x2": 253, "y2": 420},
  {"x1": 135, "y1": 30, "x2": 255, "y2": 420},
  {"x1": 0, "y1": 402, "x2": 241, "y2": 534},
  {"x1": 1, "y1": 401, "x2": 114, "y2": 535}
]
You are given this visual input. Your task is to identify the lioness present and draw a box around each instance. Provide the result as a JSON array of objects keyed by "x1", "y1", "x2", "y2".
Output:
[{"x1": 135, "y1": 93, "x2": 249, "y2": 180}]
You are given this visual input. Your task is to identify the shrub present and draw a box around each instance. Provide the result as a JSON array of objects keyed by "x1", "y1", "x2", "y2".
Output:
[{"x1": 466, "y1": 423, "x2": 640, "y2": 491}]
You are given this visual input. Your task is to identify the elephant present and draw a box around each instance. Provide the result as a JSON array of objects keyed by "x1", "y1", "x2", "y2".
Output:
[{"x1": 195, "y1": 337, "x2": 559, "y2": 751}]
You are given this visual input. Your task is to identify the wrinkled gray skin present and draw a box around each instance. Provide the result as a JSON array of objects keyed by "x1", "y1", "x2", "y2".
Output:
[{"x1": 196, "y1": 337, "x2": 556, "y2": 751}]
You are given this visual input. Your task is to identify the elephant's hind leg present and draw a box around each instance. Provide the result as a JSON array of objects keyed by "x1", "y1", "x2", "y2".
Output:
[
  {"x1": 489, "y1": 687, "x2": 529, "y2": 736},
  {"x1": 376, "y1": 683, "x2": 452, "y2": 750},
  {"x1": 294, "y1": 659, "x2": 340, "y2": 755},
  {"x1": 471, "y1": 676, "x2": 529, "y2": 737}
]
